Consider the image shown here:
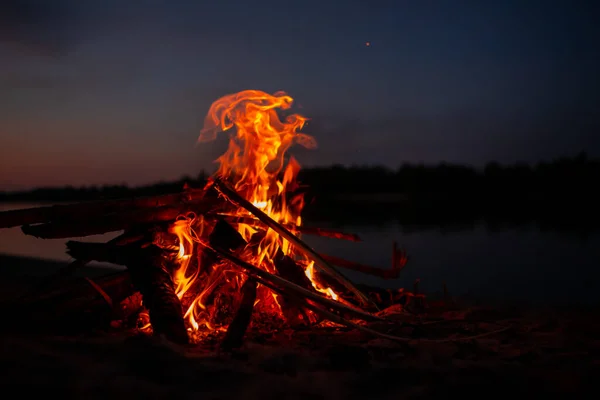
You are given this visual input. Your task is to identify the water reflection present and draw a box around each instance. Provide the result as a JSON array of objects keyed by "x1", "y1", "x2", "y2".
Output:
[{"x1": 304, "y1": 222, "x2": 600, "y2": 306}]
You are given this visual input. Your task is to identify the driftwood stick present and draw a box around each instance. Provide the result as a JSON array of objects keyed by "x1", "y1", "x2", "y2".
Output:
[
  {"x1": 84, "y1": 277, "x2": 114, "y2": 308},
  {"x1": 0, "y1": 188, "x2": 218, "y2": 229},
  {"x1": 211, "y1": 178, "x2": 374, "y2": 309},
  {"x1": 21, "y1": 206, "x2": 187, "y2": 239},
  {"x1": 298, "y1": 226, "x2": 361, "y2": 242},
  {"x1": 200, "y1": 239, "x2": 382, "y2": 322},
  {"x1": 214, "y1": 214, "x2": 361, "y2": 242},
  {"x1": 320, "y1": 253, "x2": 407, "y2": 279}
]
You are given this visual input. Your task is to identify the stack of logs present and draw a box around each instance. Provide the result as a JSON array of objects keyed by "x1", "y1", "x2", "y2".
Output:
[{"x1": 0, "y1": 179, "x2": 412, "y2": 348}]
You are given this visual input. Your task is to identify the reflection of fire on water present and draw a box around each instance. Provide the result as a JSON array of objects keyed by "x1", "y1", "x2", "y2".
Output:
[{"x1": 158, "y1": 90, "x2": 349, "y2": 342}]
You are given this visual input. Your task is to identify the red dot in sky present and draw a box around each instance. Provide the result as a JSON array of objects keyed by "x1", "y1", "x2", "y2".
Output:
[{"x1": 365, "y1": 42, "x2": 371, "y2": 47}]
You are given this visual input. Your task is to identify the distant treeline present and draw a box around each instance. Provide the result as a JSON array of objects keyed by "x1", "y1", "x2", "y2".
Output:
[
  {"x1": 0, "y1": 152, "x2": 597, "y2": 203},
  {"x1": 1, "y1": 153, "x2": 599, "y2": 236},
  {"x1": 0, "y1": 177, "x2": 207, "y2": 203},
  {"x1": 296, "y1": 152, "x2": 600, "y2": 236},
  {"x1": 298, "y1": 152, "x2": 599, "y2": 198}
]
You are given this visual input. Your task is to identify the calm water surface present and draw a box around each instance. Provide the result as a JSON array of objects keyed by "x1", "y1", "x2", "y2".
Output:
[{"x1": 1, "y1": 202, "x2": 598, "y2": 305}]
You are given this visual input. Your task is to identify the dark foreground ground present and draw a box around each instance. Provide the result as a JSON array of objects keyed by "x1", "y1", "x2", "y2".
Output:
[{"x1": 1, "y1": 254, "x2": 599, "y2": 399}]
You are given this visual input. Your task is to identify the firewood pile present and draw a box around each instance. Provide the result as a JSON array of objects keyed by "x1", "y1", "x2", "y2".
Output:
[{"x1": 0, "y1": 177, "x2": 412, "y2": 348}]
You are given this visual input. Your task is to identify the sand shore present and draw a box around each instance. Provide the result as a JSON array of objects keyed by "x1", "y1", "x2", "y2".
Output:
[{"x1": 0, "y1": 254, "x2": 598, "y2": 398}]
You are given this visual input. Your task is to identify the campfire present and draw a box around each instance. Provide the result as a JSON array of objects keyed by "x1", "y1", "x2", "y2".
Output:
[{"x1": 0, "y1": 90, "x2": 415, "y2": 348}]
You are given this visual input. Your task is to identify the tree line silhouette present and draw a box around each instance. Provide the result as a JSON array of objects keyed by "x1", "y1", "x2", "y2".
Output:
[
  {"x1": 1, "y1": 152, "x2": 596, "y2": 202},
  {"x1": 1, "y1": 153, "x2": 598, "y2": 236},
  {"x1": 298, "y1": 152, "x2": 598, "y2": 199}
]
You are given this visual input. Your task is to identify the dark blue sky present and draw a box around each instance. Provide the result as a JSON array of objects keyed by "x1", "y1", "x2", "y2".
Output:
[{"x1": 1, "y1": 0, "x2": 598, "y2": 188}]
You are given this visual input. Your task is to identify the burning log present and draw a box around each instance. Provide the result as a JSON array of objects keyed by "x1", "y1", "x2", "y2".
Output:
[
  {"x1": 220, "y1": 277, "x2": 257, "y2": 351},
  {"x1": 271, "y1": 250, "x2": 315, "y2": 326},
  {"x1": 273, "y1": 251, "x2": 314, "y2": 291}
]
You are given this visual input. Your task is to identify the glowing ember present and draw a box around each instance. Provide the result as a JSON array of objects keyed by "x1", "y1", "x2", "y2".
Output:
[{"x1": 161, "y1": 90, "x2": 344, "y2": 341}]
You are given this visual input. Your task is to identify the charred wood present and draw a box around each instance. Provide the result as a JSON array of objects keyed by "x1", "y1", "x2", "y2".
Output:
[
  {"x1": 274, "y1": 251, "x2": 313, "y2": 290},
  {"x1": 273, "y1": 250, "x2": 315, "y2": 326},
  {"x1": 209, "y1": 219, "x2": 248, "y2": 252}
]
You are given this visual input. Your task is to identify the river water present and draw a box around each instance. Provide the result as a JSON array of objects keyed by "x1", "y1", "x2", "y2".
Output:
[{"x1": 1, "y1": 202, "x2": 599, "y2": 306}]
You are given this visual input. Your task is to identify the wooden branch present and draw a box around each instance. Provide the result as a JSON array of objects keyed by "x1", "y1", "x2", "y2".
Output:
[
  {"x1": 0, "y1": 188, "x2": 218, "y2": 229},
  {"x1": 21, "y1": 206, "x2": 184, "y2": 239},
  {"x1": 300, "y1": 226, "x2": 361, "y2": 242},
  {"x1": 215, "y1": 214, "x2": 361, "y2": 242},
  {"x1": 211, "y1": 178, "x2": 375, "y2": 309},
  {"x1": 320, "y1": 253, "x2": 406, "y2": 280}
]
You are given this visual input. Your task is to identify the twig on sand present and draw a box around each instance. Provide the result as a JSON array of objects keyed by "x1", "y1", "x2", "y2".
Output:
[{"x1": 84, "y1": 277, "x2": 114, "y2": 308}]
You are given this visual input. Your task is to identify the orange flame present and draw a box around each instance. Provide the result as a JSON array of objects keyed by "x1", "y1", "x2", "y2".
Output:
[
  {"x1": 170, "y1": 219, "x2": 197, "y2": 298},
  {"x1": 161, "y1": 90, "x2": 341, "y2": 341}
]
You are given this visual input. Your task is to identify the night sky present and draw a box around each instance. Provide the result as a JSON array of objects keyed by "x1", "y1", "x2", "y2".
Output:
[{"x1": 1, "y1": 0, "x2": 598, "y2": 189}]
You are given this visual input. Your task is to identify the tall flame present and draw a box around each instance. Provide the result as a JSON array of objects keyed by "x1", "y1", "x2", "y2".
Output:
[{"x1": 166, "y1": 90, "x2": 339, "y2": 341}]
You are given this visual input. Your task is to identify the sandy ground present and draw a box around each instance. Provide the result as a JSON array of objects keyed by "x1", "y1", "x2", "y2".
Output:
[{"x1": 1, "y1": 254, "x2": 599, "y2": 398}]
